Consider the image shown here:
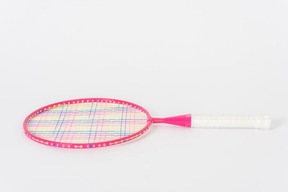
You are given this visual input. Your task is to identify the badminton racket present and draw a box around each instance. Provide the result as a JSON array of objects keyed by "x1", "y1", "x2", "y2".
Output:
[{"x1": 23, "y1": 98, "x2": 271, "y2": 148}]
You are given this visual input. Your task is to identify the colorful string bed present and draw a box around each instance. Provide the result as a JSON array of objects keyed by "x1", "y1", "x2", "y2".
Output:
[{"x1": 24, "y1": 99, "x2": 151, "y2": 148}]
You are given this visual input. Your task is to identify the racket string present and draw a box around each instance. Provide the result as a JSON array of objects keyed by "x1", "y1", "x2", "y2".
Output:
[{"x1": 27, "y1": 101, "x2": 148, "y2": 143}]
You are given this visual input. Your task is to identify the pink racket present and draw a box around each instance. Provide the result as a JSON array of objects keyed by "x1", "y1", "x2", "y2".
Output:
[{"x1": 23, "y1": 98, "x2": 271, "y2": 148}]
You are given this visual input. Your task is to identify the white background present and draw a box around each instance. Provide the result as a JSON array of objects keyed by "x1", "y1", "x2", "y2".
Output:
[{"x1": 0, "y1": 1, "x2": 288, "y2": 192}]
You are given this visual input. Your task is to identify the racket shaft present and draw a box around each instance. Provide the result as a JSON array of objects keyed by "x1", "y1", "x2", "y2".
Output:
[{"x1": 191, "y1": 115, "x2": 271, "y2": 129}]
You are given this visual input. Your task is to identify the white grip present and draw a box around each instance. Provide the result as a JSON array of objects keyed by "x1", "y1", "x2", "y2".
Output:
[{"x1": 191, "y1": 115, "x2": 271, "y2": 129}]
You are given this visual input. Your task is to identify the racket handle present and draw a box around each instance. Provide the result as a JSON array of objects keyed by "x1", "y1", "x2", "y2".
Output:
[
  {"x1": 191, "y1": 114, "x2": 271, "y2": 129},
  {"x1": 152, "y1": 114, "x2": 271, "y2": 129}
]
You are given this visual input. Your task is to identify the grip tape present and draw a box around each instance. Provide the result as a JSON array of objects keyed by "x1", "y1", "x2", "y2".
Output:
[{"x1": 191, "y1": 115, "x2": 271, "y2": 129}]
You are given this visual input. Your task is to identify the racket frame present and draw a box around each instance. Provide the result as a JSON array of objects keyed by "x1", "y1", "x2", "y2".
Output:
[{"x1": 23, "y1": 98, "x2": 152, "y2": 148}]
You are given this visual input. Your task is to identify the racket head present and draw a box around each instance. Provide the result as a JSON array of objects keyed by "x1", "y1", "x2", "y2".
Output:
[{"x1": 23, "y1": 98, "x2": 152, "y2": 148}]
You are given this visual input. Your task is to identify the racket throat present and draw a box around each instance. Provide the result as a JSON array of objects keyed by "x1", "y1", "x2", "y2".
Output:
[{"x1": 152, "y1": 114, "x2": 191, "y2": 128}]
